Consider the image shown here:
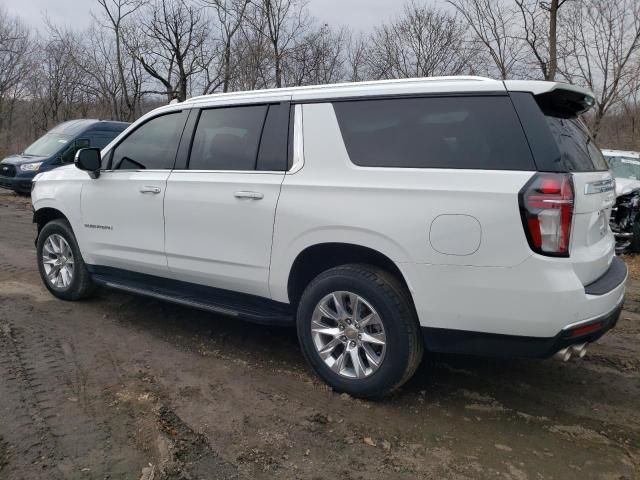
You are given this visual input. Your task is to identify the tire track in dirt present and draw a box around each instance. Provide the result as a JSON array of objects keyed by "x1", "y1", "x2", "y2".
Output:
[
  {"x1": 0, "y1": 319, "x2": 64, "y2": 480},
  {"x1": 0, "y1": 314, "x2": 144, "y2": 479}
]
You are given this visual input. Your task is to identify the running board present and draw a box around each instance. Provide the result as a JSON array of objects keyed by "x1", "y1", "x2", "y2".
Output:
[{"x1": 89, "y1": 266, "x2": 293, "y2": 326}]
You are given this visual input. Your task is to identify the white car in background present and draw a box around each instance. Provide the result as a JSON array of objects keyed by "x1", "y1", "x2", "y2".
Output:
[
  {"x1": 602, "y1": 149, "x2": 640, "y2": 252},
  {"x1": 602, "y1": 149, "x2": 640, "y2": 196}
]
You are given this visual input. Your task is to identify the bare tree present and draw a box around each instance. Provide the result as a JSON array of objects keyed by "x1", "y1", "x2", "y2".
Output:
[
  {"x1": 366, "y1": 2, "x2": 473, "y2": 79},
  {"x1": 448, "y1": 0, "x2": 524, "y2": 79},
  {"x1": 232, "y1": 12, "x2": 273, "y2": 90},
  {"x1": 284, "y1": 24, "x2": 347, "y2": 86},
  {"x1": 345, "y1": 32, "x2": 368, "y2": 82},
  {"x1": 562, "y1": 0, "x2": 640, "y2": 137},
  {"x1": 131, "y1": 0, "x2": 209, "y2": 102},
  {"x1": 251, "y1": 0, "x2": 308, "y2": 88},
  {"x1": 202, "y1": 0, "x2": 249, "y2": 92},
  {"x1": 514, "y1": 0, "x2": 570, "y2": 80},
  {"x1": 95, "y1": 0, "x2": 146, "y2": 120},
  {"x1": 28, "y1": 23, "x2": 87, "y2": 132},
  {"x1": 0, "y1": 7, "x2": 31, "y2": 135}
]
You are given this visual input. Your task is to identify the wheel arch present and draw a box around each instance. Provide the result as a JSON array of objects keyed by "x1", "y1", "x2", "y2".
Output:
[
  {"x1": 33, "y1": 207, "x2": 71, "y2": 241},
  {"x1": 285, "y1": 242, "x2": 413, "y2": 309}
]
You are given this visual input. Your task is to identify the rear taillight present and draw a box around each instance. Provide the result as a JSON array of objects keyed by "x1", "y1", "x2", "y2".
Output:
[{"x1": 519, "y1": 173, "x2": 574, "y2": 257}]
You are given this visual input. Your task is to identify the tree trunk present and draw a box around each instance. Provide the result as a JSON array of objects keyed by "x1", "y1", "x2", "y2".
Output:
[
  {"x1": 274, "y1": 45, "x2": 282, "y2": 88},
  {"x1": 547, "y1": 0, "x2": 558, "y2": 81},
  {"x1": 223, "y1": 41, "x2": 232, "y2": 93}
]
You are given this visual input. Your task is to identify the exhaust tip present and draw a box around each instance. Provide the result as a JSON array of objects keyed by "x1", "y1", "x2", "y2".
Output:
[
  {"x1": 571, "y1": 343, "x2": 588, "y2": 358},
  {"x1": 554, "y1": 347, "x2": 572, "y2": 362}
]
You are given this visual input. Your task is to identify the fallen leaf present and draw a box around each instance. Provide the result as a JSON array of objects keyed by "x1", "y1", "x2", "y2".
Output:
[{"x1": 363, "y1": 437, "x2": 376, "y2": 447}]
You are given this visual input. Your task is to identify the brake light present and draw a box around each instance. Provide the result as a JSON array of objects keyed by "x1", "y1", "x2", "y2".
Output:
[{"x1": 519, "y1": 173, "x2": 574, "y2": 256}]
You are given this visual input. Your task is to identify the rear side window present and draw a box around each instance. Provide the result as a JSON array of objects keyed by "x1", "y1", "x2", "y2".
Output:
[
  {"x1": 111, "y1": 112, "x2": 187, "y2": 170},
  {"x1": 189, "y1": 105, "x2": 267, "y2": 171},
  {"x1": 333, "y1": 96, "x2": 534, "y2": 170}
]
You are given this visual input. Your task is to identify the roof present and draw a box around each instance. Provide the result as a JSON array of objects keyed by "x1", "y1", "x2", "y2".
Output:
[
  {"x1": 130, "y1": 76, "x2": 597, "y2": 134},
  {"x1": 49, "y1": 119, "x2": 130, "y2": 136},
  {"x1": 602, "y1": 149, "x2": 640, "y2": 158},
  {"x1": 181, "y1": 76, "x2": 595, "y2": 107},
  {"x1": 184, "y1": 76, "x2": 504, "y2": 106}
]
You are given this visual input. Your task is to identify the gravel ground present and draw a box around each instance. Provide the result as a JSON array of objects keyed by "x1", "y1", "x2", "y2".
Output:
[{"x1": 0, "y1": 190, "x2": 638, "y2": 480}]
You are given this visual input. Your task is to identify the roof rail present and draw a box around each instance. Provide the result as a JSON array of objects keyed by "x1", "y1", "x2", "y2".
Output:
[{"x1": 184, "y1": 76, "x2": 496, "y2": 104}]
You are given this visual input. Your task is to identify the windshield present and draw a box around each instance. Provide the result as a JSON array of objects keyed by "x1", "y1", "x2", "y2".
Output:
[
  {"x1": 23, "y1": 133, "x2": 72, "y2": 157},
  {"x1": 605, "y1": 155, "x2": 640, "y2": 180}
]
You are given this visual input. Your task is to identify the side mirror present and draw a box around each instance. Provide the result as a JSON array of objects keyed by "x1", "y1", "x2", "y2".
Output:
[{"x1": 75, "y1": 148, "x2": 101, "y2": 179}]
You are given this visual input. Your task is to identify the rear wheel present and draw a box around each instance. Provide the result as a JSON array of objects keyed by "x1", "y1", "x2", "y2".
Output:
[
  {"x1": 37, "y1": 219, "x2": 95, "y2": 301},
  {"x1": 296, "y1": 264, "x2": 423, "y2": 398}
]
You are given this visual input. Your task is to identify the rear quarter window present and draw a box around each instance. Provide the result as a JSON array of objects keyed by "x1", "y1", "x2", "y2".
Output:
[
  {"x1": 509, "y1": 91, "x2": 607, "y2": 172},
  {"x1": 332, "y1": 96, "x2": 535, "y2": 170},
  {"x1": 543, "y1": 117, "x2": 608, "y2": 172}
]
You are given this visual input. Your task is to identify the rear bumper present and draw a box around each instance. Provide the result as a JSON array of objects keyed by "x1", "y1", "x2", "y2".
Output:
[
  {"x1": 400, "y1": 252, "x2": 628, "y2": 356},
  {"x1": 584, "y1": 256, "x2": 627, "y2": 295},
  {"x1": 0, "y1": 175, "x2": 32, "y2": 193},
  {"x1": 421, "y1": 297, "x2": 623, "y2": 358}
]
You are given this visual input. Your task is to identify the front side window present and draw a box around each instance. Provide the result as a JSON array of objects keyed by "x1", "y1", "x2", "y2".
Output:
[
  {"x1": 111, "y1": 112, "x2": 187, "y2": 170},
  {"x1": 333, "y1": 96, "x2": 535, "y2": 170},
  {"x1": 189, "y1": 105, "x2": 267, "y2": 171}
]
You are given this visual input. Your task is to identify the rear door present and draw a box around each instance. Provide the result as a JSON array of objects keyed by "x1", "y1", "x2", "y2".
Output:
[
  {"x1": 511, "y1": 90, "x2": 615, "y2": 284},
  {"x1": 164, "y1": 101, "x2": 290, "y2": 298}
]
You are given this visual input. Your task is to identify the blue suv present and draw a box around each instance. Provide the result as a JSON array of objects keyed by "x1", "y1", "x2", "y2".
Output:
[{"x1": 0, "y1": 119, "x2": 129, "y2": 194}]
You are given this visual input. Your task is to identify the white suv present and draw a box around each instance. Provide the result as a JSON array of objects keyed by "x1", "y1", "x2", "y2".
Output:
[{"x1": 31, "y1": 76, "x2": 627, "y2": 397}]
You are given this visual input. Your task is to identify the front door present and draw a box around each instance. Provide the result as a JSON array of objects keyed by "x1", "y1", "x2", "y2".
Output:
[{"x1": 80, "y1": 110, "x2": 189, "y2": 277}]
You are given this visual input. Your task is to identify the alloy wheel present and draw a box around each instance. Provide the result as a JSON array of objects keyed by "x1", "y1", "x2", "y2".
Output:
[
  {"x1": 42, "y1": 233, "x2": 74, "y2": 289},
  {"x1": 310, "y1": 291, "x2": 387, "y2": 379}
]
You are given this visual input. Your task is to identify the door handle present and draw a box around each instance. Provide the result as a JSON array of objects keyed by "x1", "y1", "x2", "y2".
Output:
[
  {"x1": 140, "y1": 186, "x2": 161, "y2": 194},
  {"x1": 234, "y1": 191, "x2": 264, "y2": 200}
]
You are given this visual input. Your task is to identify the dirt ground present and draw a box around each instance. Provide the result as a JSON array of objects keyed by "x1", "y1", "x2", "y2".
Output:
[{"x1": 0, "y1": 191, "x2": 638, "y2": 480}]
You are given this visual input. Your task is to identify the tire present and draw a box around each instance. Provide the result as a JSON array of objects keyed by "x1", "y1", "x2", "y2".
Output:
[
  {"x1": 37, "y1": 219, "x2": 95, "y2": 301},
  {"x1": 296, "y1": 264, "x2": 423, "y2": 398}
]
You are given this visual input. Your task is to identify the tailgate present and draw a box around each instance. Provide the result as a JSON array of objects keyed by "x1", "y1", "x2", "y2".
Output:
[{"x1": 570, "y1": 171, "x2": 616, "y2": 285}]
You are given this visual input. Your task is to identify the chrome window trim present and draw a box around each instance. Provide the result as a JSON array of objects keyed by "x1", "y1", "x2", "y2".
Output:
[
  {"x1": 287, "y1": 104, "x2": 304, "y2": 174},
  {"x1": 99, "y1": 169, "x2": 285, "y2": 175},
  {"x1": 169, "y1": 170, "x2": 284, "y2": 175}
]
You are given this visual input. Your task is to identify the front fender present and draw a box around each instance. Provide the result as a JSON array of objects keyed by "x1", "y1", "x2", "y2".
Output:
[{"x1": 31, "y1": 169, "x2": 86, "y2": 250}]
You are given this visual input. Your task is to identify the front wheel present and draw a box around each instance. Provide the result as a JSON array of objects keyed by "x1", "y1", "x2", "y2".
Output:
[
  {"x1": 296, "y1": 264, "x2": 423, "y2": 398},
  {"x1": 37, "y1": 219, "x2": 95, "y2": 301}
]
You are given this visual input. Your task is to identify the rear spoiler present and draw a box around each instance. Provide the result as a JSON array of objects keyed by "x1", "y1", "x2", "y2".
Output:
[{"x1": 504, "y1": 80, "x2": 596, "y2": 117}]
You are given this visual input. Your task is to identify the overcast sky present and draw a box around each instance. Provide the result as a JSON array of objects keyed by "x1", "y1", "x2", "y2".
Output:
[{"x1": 3, "y1": 0, "x2": 419, "y2": 32}]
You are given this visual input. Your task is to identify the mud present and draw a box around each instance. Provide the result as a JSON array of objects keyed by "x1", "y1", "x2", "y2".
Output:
[{"x1": 0, "y1": 191, "x2": 638, "y2": 479}]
